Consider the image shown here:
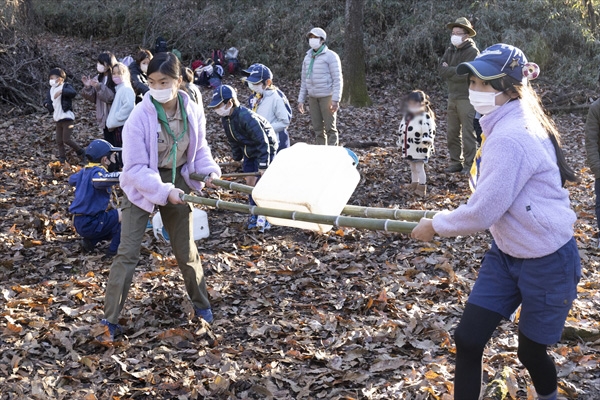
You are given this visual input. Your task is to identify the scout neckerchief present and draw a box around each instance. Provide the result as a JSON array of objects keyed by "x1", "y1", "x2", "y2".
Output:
[
  {"x1": 307, "y1": 44, "x2": 325, "y2": 78},
  {"x1": 251, "y1": 92, "x2": 262, "y2": 112},
  {"x1": 469, "y1": 133, "x2": 486, "y2": 192},
  {"x1": 152, "y1": 94, "x2": 188, "y2": 184}
]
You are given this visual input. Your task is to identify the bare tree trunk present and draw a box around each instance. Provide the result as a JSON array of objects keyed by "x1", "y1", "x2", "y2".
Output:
[{"x1": 342, "y1": 0, "x2": 372, "y2": 107}]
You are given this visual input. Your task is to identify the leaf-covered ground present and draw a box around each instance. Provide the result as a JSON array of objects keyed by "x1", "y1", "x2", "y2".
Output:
[{"x1": 1, "y1": 36, "x2": 600, "y2": 399}]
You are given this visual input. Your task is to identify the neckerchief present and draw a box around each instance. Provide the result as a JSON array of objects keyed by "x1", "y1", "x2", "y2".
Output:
[
  {"x1": 469, "y1": 133, "x2": 486, "y2": 192},
  {"x1": 152, "y1": 94, "x2": 188, "y2": 184},
  {"x1": 307, "y1": 44, "x2": 325, "y2": 78},
  {"x1": 85, "y1": 162, "x2": 107, "y2": 171},
  {"x1": 251, "y1": 92, "x2": 262, "y2": 112}
]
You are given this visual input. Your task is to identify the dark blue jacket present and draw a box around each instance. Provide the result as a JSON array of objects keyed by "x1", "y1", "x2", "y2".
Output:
[
  {"x1": 221, "y1": 106, "x2": 278, "y2": 169},
  {"x1": 69, "y1": 166, "x2": 117, "y2": 215},
  {"x1": 43, "y1": 83, "x2": 76, "y2": 114}
]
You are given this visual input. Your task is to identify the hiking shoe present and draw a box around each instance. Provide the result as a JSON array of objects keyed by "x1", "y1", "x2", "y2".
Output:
[
  {"x1": 98, "y1": 319, "x2": 123, "y2": 342},
  {"x1": 194, "y1": 307, "x2": 214, "y2": 324},
  {"x1": 81, "y1": 238, "x2": 95, "y2": 253},
  {"x1": 444, "y1": 164, "x2": 463, "y2": 173},
  {"x1": 247, "y1": 215, "x2": 258, "y2": 230}
]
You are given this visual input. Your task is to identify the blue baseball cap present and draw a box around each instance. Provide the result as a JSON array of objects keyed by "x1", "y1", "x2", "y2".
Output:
[
  {"x1": 207, "y1": 85, "x2": 237, "y2": 108},
  {"x1": 457, "y1": 43, "x2": 528, "y2": 81},
  {"x1": 85, "y1": 139, "x2": 120, "y2": 162},
  {"x1": 245, "y1": 64, "x2": 273, "y2": 84}
]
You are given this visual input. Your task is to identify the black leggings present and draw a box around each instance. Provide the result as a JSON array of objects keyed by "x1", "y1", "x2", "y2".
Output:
[{"x1": 454, "y1": 303, "x2": 558, "y2": 399}]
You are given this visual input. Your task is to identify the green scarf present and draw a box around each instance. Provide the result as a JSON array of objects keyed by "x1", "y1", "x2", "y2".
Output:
[
  {"x1": 152, "y1": 94, "x2": 188, "y2": 184},
  {"x1": 306, "y1": 44, "x2": 326, "y2": 78}
]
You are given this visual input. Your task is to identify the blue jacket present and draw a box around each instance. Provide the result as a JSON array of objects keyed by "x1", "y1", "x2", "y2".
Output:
[
  {"x1": 69, "y1": 165, "x2": 117, "y2": 215},
  {"x1": 221, "y1": 106, "x2": 278, "y2": 169}
]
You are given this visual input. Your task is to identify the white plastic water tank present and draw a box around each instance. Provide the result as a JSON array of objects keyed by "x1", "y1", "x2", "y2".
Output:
[
  {"x1": 152, "y1": 208, "x2": 210, "y2": 242},
  {"x1": 252, "y1": 143, "x2": 360, "y2": 233}
]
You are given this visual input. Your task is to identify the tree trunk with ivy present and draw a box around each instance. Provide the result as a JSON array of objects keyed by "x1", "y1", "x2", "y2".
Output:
[{"x1": 341, "y1": 0, "x2": 372, "y2": 107}]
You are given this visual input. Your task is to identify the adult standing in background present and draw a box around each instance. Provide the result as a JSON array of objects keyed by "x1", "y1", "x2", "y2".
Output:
[
  {"x1": 439, "y1": 17, "x2": 480, "y2": 173},
  {"x1": 298, "y1": 27, "x2": 343, "y2": 146}
]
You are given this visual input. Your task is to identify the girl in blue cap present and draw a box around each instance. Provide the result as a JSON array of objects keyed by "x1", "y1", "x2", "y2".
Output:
[
  {"x1": 244, "y1": 64, "x2": 292, "y2": 152},
  {"x1": 412, "y1": 44, "x2": 579, "y2": 400}
]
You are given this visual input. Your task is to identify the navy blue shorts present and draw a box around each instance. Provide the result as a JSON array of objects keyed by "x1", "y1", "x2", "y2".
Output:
[
  {"x1": 242, "y1": 157, "x2": 259, "y2": 173},
  {"x1": 468, "y1": 238, "x2": 580, "y2": 345}
]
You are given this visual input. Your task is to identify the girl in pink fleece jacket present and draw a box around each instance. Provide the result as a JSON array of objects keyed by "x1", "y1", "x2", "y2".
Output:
[
  {"x1": 99, "y1": 53, "x2": 221, "y2": 342},
  {"x1": 412, "y1": 44, "x2": 580, "y2": 400}
]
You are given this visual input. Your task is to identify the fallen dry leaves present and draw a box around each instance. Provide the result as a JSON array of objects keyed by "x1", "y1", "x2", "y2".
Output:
[{"x1": 0, "y1": 34, "x2": 599, "y2": 399}]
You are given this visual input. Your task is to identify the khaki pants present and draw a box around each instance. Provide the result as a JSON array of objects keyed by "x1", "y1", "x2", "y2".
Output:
[
  {"x1": 56, "y1": 119, "x2": 82, "y2": 158},
  {"x1": 446, "y1": 99, "x2": 477, "y2": 168},
  {"x1": 103, "y1": 168, "x2": 210, "y2": 324},
  {"x1": 308, "y1": 95, "x2": 339, "y2": 146}
]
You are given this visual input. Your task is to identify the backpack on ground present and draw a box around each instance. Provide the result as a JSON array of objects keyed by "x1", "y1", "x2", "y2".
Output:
[
  {"x1": 154, "y1": 36, "x2": 168, "y2": 54},
  {"x1": 225, "y1": 47, "x2": 240, "y2": 75},
  {"x1": 211, "y1": 49, "x2": 224, "y2": 65}
]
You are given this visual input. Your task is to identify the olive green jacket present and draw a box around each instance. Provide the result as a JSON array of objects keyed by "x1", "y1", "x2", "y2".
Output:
[
  {"x1": 585, "y1": 99, "x2": 600, "y2": 178},
  {"x1": 438, "y1": 39, "x2": 479, "y2": 100}
]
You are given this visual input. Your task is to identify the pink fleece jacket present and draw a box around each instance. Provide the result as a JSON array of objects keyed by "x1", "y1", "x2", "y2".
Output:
[
  {"x1": 432, "y1": 99, "x2": 575, "y2": 259},
  {"x1": 119, "y1": 90, "x2": 221, "y2": 213}
]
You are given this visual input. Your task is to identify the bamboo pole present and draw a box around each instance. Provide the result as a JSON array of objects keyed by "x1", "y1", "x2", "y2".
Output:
[
  {"x1": 180, "y1": 194, "x2": 417, "y2": 234},
  {"x1": 221, "y1": 172, "x2": 262, "y2": 178},
  {"x1": 189, "y1": 173, "x2": 437, "y2": 221}
]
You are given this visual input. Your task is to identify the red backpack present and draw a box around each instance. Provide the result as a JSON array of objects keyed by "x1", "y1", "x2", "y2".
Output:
[{"x1": 211, "y1": 49, "x2": 224, "y2": 65}]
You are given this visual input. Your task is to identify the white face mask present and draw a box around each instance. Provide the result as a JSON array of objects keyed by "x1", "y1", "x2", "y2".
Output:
[
  {"x1": 451, "y1": 35, "x2": 465, "y2": 47},
  {"x1": 215, "y1": 102, "x2": 233, "y2": 117},
  {"x1": 249, "y1": 82, "x2": 264, "y2": 94},
  {"x1": 469, "y1": 89, "x2": 506, "y2": 115},
  {"x1": 140, "y1": 64, "x2": 148, "y2": 73},
  {"x1": 408, "y1": 107, "x2": 423, "y2": 114},
  {"x1": 97, "y1": 63, "x2": 106, "y2": 73},
  {"x1": 149, "y1": 86, "x2": 176, "y2": 103},
  {"x1": 49, "y1": 79, "x2": 59, "y2": 87},
  {"x1": 309, "y1": 38, "x2": 322, "y2": 50}
]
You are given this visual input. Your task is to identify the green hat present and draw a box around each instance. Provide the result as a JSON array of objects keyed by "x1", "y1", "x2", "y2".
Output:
[{"x1": 447, "y1": 17, "x2": 476, "y2": 37}]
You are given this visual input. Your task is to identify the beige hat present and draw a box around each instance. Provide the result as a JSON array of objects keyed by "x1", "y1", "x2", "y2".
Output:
[{"x1": 447, "y1": 17, "x2": 476, "y2": 37}]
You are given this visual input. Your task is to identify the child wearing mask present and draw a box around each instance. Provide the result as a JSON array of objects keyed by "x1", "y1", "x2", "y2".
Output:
[
  {"x1": 106, "y1": 62, "x2": 135, "y2": 147},
  {"x1": 129, "y1": 49, "x2": 152, "y2": 104},
  {"x1": 397, "y1": 90, "x2": 436, "y2": 197},
  {"x1": 100, "y1": 52, "x2": 220, "y2": 341},
  {"x1": 412, "y1": 44, "x2": 580, "y2": 400},
  {"x1": 207, "y1": 85, "x2": 278, "y2": 231},
  {"x1": 44, "y1": 67, "x2": 85, "y2": 162},
  {"x1": 180, "y1": 66, "x2": 203, "y2": 106},
  {"x1": 81, "y1": 51, "x2": 117, "y2": 145},
  {"x1": 69, "y1": 139, "x2": 121, "y2": 257},
  {"x1": 245, "y1": 63, "x2": 292, "y2": 152}
]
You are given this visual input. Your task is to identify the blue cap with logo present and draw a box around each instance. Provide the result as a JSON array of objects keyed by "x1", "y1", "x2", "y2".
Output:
[
  {"x1": 457, "y1": 43, "x2": 539, "y2": 82},
  {"x1": 245, "y1": 64, "x2": 273, "y2": 84},
  {"x1": 207, "y1": 85, "x2": 237, "y2": 108},
  {"x1": 85, "y1": 139, "x2": 120, "y2": 162}
]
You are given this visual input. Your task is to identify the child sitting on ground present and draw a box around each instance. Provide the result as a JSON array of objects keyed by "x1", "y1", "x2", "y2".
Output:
[
  {"x1": 207, "y1": 85, "x2": 278, "y2": 231},
  {"x1": 397, "y1": 90, "x2": 436, "y2": 197},
  {"x1": 69, "y1": 139, "x2": 122, "y2": 257}
]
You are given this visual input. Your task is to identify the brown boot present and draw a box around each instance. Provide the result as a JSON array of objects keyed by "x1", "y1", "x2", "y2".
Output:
[
  {"x1": 415, "y1": 184, "x2": 427, "y2": 197},
  {"x1": 403, "y1": 182, "x2": 418, "y2": 191}
]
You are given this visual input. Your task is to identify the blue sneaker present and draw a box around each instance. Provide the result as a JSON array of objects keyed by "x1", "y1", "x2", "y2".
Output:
[
  {"x1": 247, "y1": 215, "x2": 258, "y2": 230},
  {"x1": 98, "y1": 319, "x2": 123, "y2": 342},
  {"x1": 194, "y1": 307, "x2": 214, "y2": 324}
]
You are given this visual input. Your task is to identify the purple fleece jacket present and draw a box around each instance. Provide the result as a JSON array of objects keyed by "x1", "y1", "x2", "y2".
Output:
[
  {"x1": 119, "y1": 90, "x2": 221, "y2": 213},
  {"x1": 432, "y1": 100, "x2": 575, "y2": 259}
]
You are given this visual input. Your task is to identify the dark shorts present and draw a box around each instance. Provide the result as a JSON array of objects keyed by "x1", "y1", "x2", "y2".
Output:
[
  {"x1": 242, "y1": 157, "x2": 259, "y2": 173},
  {"x1": 277, "y1": 130, "x2": 290, "y2": 153},
  {"x1": 468, "y1": 238, "x2": 580, "y2": 345}
]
